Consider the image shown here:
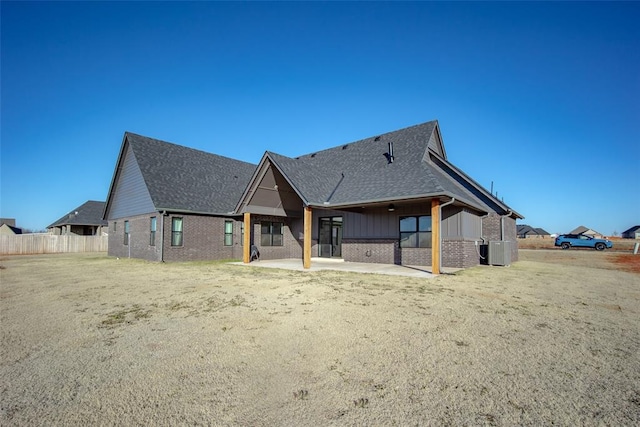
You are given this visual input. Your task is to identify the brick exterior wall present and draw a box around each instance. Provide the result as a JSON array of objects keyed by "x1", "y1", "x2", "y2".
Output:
[
  {"x1": 249, "y1": 215, "x2": 303, "y2": 260},
  {"x1": 505, "y1": 216, "x2": 518, "y2": 262},
  {"x1": 164, "y1": 215, "x2": 243, "y2": 262},
  {"x1": 341, "y1": 239, "x2": 397, "y2": 264},
  {"x1": 482, "y1": 213, "x2": 502, "y2": 242},
  {"x1": 442, "y1": 239, "x2": 481, "y2": 268},
  {"x1": 481, "y1": 213, "x2": 519, "y2": 264},
  {"x1": 399, "y1": 247, "x2": 432, "y2": 267},
  {"x1": 108, "y1": 213, "x2": 161, "y2": 261},
  {"x1": 107, "y1": 211, "x2": 519, "y2": 267},
  {"x1": 341, "y1": 239, "x2": 437, "y2": 267},
  {"x1": 108, "y1": 213, "x2": 245, "y2": 262}
]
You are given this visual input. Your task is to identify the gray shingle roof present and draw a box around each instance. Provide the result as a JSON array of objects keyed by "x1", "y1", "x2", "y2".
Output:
[
  {"x1": 263, "y1": 121, "x2": 520, "y2": 216},
  {"x1": 517, "y1": 225, "x2": 549, "y2": 236},
  {"x1": 126, "y1": 132, "x2": 256, "y2": 214},
  {"x1": 48, "y1": 200, "x2": 108, "y2": 228}
]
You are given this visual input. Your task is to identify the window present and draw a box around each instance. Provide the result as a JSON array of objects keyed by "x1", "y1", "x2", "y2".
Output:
[
  {"x1": 171, "y1": 217, "x2": 183, "y2": 246},
  {"x1": 113, "y1": 221, "x2": 117, "y2": 232},
  {"x1": 224, "y1": 220, "x2": 233, "y2": 246},
  {"x1": 240, "y1": 221, "x2": 244, "y2": 246},
  {"x1": 400, "y1": 215, "x2": 432, "y2": 248},
  {"x1": 124, "y1": 221, "x2": 130, "y2": 245},
  {"x1": 261, "y1": 221, "x2": 283, "y2": 246},
  {"x1": 150, "y1": 217, "x2": 157, "y2": 246}
]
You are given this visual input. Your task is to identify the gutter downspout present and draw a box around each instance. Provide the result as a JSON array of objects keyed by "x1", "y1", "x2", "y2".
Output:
[
  {"x1": 438, "y1": 197, "x2": 455, "y2": 272},
  {"x1": 160, "y1": 211, "x2": 166, "y2": 262},
  {"x1": 476, "y1": 212, "x2": 491, "y2": 261}
]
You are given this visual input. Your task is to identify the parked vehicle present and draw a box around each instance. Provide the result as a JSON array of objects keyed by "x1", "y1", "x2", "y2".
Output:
[{"x1": 554, "y1": 234, "x2": 613, "y2": 251}]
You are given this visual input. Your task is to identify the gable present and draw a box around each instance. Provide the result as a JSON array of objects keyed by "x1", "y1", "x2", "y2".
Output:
[
  {"x1": 239, "y1": 159, "x2": 303, "y2": 217},
  {"x1": 427, "y1": 122, "x2": 446, "y2": 158},
  {"x1": 104, "y1": 143, "x2": 155, "y2": 220},
  {"x1": 0, "y1": 223, "x2": 22, "y2": 235},
  {"x1": 104, "y1": 132, "x2": 257, "y2": 219},
  {"x1": 235, "y1": 120, "x2": 521, "y2": 219},
  {"x1": 126, "y1": 133, "x2": 256, "y2": 214}
]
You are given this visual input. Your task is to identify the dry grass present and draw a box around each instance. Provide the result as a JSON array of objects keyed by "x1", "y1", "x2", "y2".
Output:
[
  {"x1": 1, "y1": 252, "x2": 639, "y2": 425},
  {"x1": 517, "y1": 237, "x2": 639, "y2": 252}
]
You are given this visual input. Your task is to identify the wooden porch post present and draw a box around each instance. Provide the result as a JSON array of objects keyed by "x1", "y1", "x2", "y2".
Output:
[
  {"x1": 303, "y1": 206, "x2": 312, "y2": 269},
  {"x1": 243, "y1": 212, "x2": 251, "y2": 264},
  {"x1": 431, "y1": 199, "x2": 441, "y2": 275}
]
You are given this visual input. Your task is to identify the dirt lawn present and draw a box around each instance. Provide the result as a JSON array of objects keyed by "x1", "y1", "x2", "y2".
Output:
[{"x1": 1, "y1": 251, "x2": 639, "y2": 426}]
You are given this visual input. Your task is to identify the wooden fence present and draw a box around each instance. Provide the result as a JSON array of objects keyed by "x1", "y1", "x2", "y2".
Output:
[{"x1": 0, "y1": 234, "x2": 108, "y2": 255}]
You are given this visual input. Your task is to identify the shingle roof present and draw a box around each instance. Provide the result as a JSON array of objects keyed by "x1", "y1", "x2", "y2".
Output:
[
  {"x1": 571, "y1": 225, "x2": 589, "y2": 234},
  {"x1": 534, "y1": 227, "x2": 550, "y2": 235},
  {"x1": 126, "y1": 132, "x2": 256, "y2": 214},
  {"x1": 263, "y1": 121, "x2": 520, "y2": 216},
  {"x1": 48, "y1": 200, "x2": 108, "y2": 228},
  {"x1": 517, "y1": 225, "x2": 549, "y2": 236}
]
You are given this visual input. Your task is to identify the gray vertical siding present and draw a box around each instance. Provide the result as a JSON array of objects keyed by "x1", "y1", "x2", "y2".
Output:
[
  {"x1": 313, "y1": 205, "x2": 485, "y2": 240},
  {"x1": 442, "y1": 207, "x2": 483, "y2": 239},
  {"x1": 427, "y1": 130, "x2": 445, "y2": 158},
  {"x1": 106, "y1": 145, "x2": 156, "y2": 220}
]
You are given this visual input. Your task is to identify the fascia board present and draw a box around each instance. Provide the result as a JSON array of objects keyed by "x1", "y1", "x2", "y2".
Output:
[
  {"x1": 156, "y1": 208, "x2": 241, "y2": 217},
  {"x1": 434, "y1": 121, "x2": 447, "y2": 159},
  {"x1": 308, "y1": 192, "x2": 486, "y2": 213},
  {"x1": 429, "y1": 150, "x2": 524, "y2": 219},
  {"x1": 102, "y1": 133, "x2": 131, "y2": 221},
  {"x1": 233, "y1": 152, "x2": 271, "y2": 214},
  {"x1": 262, "y1": 153, "x2": 310, "y2": 206}
]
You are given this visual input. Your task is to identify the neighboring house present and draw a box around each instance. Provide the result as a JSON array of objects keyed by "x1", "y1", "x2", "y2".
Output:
[
  {"x1": 570, "y1": 225, "x2": 604, "y2": 238},
  {"x1": 104, "y1": 121, "x2": 523, "y2": 272},
  {"x1": 621, "y1": 225, "x2": 640, "y2": 239},
  {"x1": 0, "y1": 218, "x2": 22, "y2": 235},
  {"x1": 516, "y1": 225, "x2": 550, "y2": 238},
  {"x1": 48, "y1": 201, "x2": 108, "y2": 236},
  {"x1": 103, "y1": 133, "x2": 257, "y2": 262}
]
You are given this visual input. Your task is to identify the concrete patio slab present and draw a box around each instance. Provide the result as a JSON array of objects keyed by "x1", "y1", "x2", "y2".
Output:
[{"x1": 229, "y1": 258, "x2": 460, "y2": 278}]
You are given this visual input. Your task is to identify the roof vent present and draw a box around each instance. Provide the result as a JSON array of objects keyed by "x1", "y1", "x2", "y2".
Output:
[
  {"x1": 342, "y1": 145, "x2": 348, "y2": 150},
  {"x1": 310, "y1": 153, "x2": 316, "y2": 158},
  {"x1": 387, "y1": 142, "x2": 394, "y2": 163},
  {"x1": 374, "y1": 136, "x2": 381, "y2": 141}
]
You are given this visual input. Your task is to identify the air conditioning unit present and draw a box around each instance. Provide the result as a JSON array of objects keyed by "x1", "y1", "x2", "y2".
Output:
[{"x1": 488, "y1": 241, "x2": 511, "y2": 266}]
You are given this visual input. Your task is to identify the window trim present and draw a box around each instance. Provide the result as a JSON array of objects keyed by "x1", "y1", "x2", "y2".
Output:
[
  {"x1": 171, "y1": 217, "x2": 183, "y2": 247},
  {"x1": 124, "y1": 220, "x2": 130, "y2": 246},
  {"x1": 224, "y1": 220, "x2": 233, "y2": 246},
  {"x1": 150, "y1": 216, "x2": 157, "y2": 246},
  {"x1": 399, "y1": 215, "x2": 432, "y2": 248},
  {"x1": 260, "y1": 221, "x2": 284, "y2": 247}
]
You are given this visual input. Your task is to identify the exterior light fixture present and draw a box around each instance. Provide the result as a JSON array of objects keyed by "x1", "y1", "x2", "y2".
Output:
[{"x1": 388, "y1": 204, "x2": 395, "y2": 212}]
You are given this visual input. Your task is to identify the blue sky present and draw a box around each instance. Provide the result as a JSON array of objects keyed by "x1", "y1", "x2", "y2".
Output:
[{"x1": 1, "y1": 1, "x2": 638, "y2": 235}]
